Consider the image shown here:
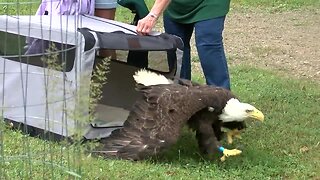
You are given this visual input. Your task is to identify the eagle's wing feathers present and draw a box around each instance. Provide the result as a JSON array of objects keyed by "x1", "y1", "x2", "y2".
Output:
[{"x1": 96, "y1": 84, "x2": 215, "y2": 160}]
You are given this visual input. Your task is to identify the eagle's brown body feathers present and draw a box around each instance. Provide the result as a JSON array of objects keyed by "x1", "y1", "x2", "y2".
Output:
[{"x1": 95, "y1": 81, "x2": 237, "y2": 160}]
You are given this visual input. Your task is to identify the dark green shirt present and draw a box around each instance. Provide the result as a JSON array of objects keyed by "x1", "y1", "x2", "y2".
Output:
[{"x1": 165, "y1": 0, "x2": 231, "y2": 24}]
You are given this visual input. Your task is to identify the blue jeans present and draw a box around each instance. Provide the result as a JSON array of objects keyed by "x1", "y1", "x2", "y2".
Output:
[{"x1": 164, "y1": 15, "x2": 230, "y2": 89}]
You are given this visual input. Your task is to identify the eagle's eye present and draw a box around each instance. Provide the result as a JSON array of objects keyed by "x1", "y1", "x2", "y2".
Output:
[{"x1": 245, "y1": 109, "x2": 254, "y2": 113}]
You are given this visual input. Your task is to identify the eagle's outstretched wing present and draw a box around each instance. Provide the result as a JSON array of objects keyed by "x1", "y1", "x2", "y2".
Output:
[{"x1": 93, "y1": 83, "x2": 232, "y2": 160}]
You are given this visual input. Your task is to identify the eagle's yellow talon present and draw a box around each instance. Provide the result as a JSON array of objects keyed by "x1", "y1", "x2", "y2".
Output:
[
  {"x1": 235, "y1": 134, "x2": 242, "y2": 139},
  {"x1": 220, "y1": 155, "x2": 227, "y2": 162},
  {"x1": 219, "y1": 148, "x2": 242, "y2": 162},
  {"x1": 226, "y1": 129, "x2": 242, "y2": 144},
  {"x1": 223, "y1": 149, "x2": 242, "y2": 157},
  {"x1": 227, "y1": 134, "x2": 233, "y2": 144}
]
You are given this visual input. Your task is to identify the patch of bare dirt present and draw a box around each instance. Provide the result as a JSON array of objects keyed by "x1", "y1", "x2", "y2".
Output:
[{"x1": 223, "y1": 8, "x2": 320, "y2": 82}]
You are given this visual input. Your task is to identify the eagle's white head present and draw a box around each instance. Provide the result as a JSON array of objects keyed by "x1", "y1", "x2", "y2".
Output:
[{"x1": 218, "y1": 98, "x2": 264, "y2": 123}]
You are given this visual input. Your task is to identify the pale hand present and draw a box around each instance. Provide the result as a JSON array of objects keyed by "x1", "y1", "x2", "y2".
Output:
[{"x1": 136, "y1": 14, "x2": 157, "y2": 36}]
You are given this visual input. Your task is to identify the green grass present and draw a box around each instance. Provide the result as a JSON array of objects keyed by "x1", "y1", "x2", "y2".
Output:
[
  {"x1": 0, "y1": 0, "x2": 39, "y2": 15},
  {"x1": 1, "y1": 66, "x2": 320, "y2": 179}
]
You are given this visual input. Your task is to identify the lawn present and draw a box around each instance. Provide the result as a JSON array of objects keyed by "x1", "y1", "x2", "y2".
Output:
[{"x1": 1, "y1": 0, "x2": 320, "y2": 179}]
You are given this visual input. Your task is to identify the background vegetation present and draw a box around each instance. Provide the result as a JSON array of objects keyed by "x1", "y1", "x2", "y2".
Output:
[{"x1": 0, "y1": 0, "x2": 319, "y2": 179}]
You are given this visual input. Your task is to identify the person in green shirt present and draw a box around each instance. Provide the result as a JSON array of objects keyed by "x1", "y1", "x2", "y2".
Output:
[{"x1": 136, "y1": 0, "x2": 231, "y2": 89}]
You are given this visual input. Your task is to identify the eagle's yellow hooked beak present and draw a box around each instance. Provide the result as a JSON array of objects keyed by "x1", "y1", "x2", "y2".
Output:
[{"x1": 247, "y1": 108, "x2": 264, "y2": 122}]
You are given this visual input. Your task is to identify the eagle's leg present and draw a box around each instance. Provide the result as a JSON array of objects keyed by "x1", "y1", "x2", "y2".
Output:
[
  {"x1": 195, "y1": 119, "x2": 224, "y2": 159},
  {"x1": 196, "y1": 130, "x2": 219, "y2": 156},
  {"x1": 196, "y1": 120, "x2": 242, "y2": 161},
  {"x1": 226, "y1": 129, "x2": 242, "y2": 144}
]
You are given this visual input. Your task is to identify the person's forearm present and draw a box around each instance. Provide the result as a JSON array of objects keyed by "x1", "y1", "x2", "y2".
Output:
[{"x1": 149, "y1": 0, "x2": 171, "y2": 18}]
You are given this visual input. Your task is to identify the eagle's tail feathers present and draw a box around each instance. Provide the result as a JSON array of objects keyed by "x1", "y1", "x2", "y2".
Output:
[{"x1": 133, "y1": 69, "x2": 173, "y2": 86}]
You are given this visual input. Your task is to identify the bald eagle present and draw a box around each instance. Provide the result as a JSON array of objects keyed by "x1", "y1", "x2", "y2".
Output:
[{"x1": 93, "y1": 70, "x2": 264, "y2": 161}]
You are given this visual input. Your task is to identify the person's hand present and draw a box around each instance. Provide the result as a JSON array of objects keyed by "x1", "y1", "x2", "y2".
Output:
[{"x1": 136, "y1": 13, "x2": 158, "y2": 36}]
